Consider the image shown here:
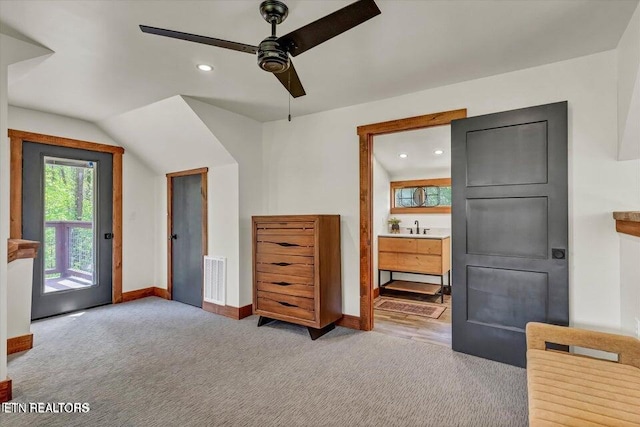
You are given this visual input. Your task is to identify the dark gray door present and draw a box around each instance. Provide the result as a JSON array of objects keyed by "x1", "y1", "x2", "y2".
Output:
[
  {"x1": 451, "y1": 101, "x2": 568, "y2": 367},
  {"x1": 23, "y1": 142, "x2": 113, "y2": 320},
  {"x1": 171, "y1": 174, "x2": 204, "y2": 307}
]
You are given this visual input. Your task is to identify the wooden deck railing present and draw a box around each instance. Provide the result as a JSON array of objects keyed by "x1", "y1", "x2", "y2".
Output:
[{"x1": 45, "y1": 220, "x2": 93, "y2": 280}]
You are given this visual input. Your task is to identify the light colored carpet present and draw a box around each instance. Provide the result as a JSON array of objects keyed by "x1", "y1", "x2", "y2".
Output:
[{"x1": 6, "y1": 297, "x2": 528, "y2": 426}]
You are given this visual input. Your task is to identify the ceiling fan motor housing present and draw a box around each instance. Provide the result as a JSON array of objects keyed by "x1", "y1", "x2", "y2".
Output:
[{"x1": 258, "y1": 36, "x2": 290, "y2": 73}]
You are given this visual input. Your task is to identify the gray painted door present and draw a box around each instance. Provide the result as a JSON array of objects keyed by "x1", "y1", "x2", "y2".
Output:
[
  {"x1": 171, "y1": 174, "x2": 203, "y2": 308},
  {"x1": 451, "y1": 101, "x2": 568, "y2": 367},
  {"x1": 23, "y1": 142, "x2": 113, "y2": 320}
]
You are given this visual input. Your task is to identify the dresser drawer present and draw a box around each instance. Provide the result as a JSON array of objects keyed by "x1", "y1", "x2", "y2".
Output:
[
  {"x1": 416, "y1": 239, "x2": 442, "y2": 255},
  {"x1": 379, "y1": 237, "x2": 417, "y2": 254},
  {"x1": 256, "y1": 272, "x2": 315, "y2": 298},
  {"x1": 379, "y1": 252, "x2": 442, "y2": 275},
  {"x1": 256, "y1": 253, "x2": 314, "y2": 278},
  {"x1": 256, "y1": 290, "x2": 315, "y2": 321},
  {"x1": 256, "y1": 233, "x2": 314, "y2": 257},
  {"x1": 256, "y1": 222, "x2": 315, "y2": 231}
]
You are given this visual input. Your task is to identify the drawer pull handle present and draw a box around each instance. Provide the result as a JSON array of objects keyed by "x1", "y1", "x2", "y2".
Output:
[
  {"x1": 272, "y1": 262, "x2": 292, "y2": 266},
  {"x1": 278, "y1": 301, "x2": 298, "y2": 308},
  {"x1": 274, "y1": 282, "x2": 292, "y2": 286},
  {"x1": 276, "y1": 242, "x2": 299, "y2": 247}
]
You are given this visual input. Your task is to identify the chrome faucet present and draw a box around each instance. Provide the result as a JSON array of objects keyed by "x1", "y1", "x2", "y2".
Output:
[{"x1": 415, "y1": 220, "x2": 420, "y2": 234}]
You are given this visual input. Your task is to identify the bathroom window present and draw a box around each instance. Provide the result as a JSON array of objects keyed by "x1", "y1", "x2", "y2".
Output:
[{"x1": 390, "y1": 178, "x2": 452, "y2": 214}]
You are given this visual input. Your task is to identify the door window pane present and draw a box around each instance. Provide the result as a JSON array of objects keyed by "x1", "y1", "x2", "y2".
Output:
[{"x1": 43, "y1": 157, "x2": 97, "y2": 293}]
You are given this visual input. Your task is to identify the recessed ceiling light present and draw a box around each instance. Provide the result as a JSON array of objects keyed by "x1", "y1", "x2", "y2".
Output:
[
  {"x1": 197, "y1": 64, "x2": 213, "y2": 72},
  {"x1": 398, "y1": 153, "x2": 408, "y2": 159},
  {"x1": 434, "y1": 149, "x2": 444, "y2": 155}
]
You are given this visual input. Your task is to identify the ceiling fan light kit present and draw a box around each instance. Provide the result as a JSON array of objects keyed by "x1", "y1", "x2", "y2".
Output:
[{"x1": 140, "y1": 0, "x2": 381, "y2": 100}]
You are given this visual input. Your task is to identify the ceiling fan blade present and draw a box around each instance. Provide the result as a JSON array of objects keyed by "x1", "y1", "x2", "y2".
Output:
[
  {"x1": 140, "y1": 25, "x2": 258, "y2": 54},
  {"x1": 273, "y1": 61, "x2": 306, "y2": 98},
  {"x1": 277, "y1": 0, "x2": 380, "y2": 57}
]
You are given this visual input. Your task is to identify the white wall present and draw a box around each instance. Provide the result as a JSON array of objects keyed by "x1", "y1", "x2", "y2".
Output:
[
  {"x1": 184, "y1": 97, "x2": 264, "y2": 307},
  {"x1": 8, "y1": 106, "x2": 156, "y2": 293},
  {"x1": 0, "y1": 31, "x2": 52, "y2": 383},
  {"x1": 617, "y1": 3, "x2": 640, "y2": 160},
  {"x1": 372, "y1": 156, "x2": 390, "y2": 289},
  {"x1": 7, "y1": 259, "x2": 33, "y2": 338},
  {"x1": 620, "y1": 234, "x2": 640, "y2": 337},
  {"x1": 263, "y1": 50, "x2": 640, "y2": 333}
]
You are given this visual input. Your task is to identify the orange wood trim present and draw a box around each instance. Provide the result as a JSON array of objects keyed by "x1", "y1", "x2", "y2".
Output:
[
  {"x1": 153, "y1": 287, "x2": 170, "y2": 299},
  {"x1": 390, "y1": 178, "x2": 452, "y2": 215},
  {"x1": 203, "y1": 301, "x2": 253, "y2": 320},
  {"x1": 8, "y1": 129, "x2": 124, "y2": 154},
  {"x1": 112, "y1": 152, "x2": 123, "y2": 304},
  {"x1": 390, "y1": 207, "x2": 452, "y2": 215},
  {"x1": 373, "y1": 287, "x2": 380, "y2": 299},
  {"x1": 166, "y1": 168, "x2": 208, "y2": 302},
  {"x1": 167, "y1": 175, "x2": 173, "y2": 299},
  {"x1": 616, "y1": 220, "x2": 640, "y2": 238},
  {"x1": 166, "y1": 167, "x2": 209, "y2": 178},
  {"x1": 358, "y1": 109, "x2": 466, "y2": 332},
  {"x1": 122, "y1": 287, "x2": 170, "y2": 302},
  {"x1": 0, "y1": 378, "x2": 12, "y2": 403},
  {"x1": 359, "y1": 133, "x2": 374, "y2": 331},
  {"x1": 122, "y1": 287, "x2": 155, "y2": 302},
  {"x1": 10, "y1": 137, "x2": 22, "y2": 238},
  {"x1": 9, "y1": 129, "x2": 124, "y2": 304},
  {"x1": 7, "y1": 333, "x2": 33, "y2": 355},
  {"x1": 336, "y1": 314, "x2": 362, "y2": 330},
  {"x1": 8, "y1": 239, "x2": 40, "y2": 263},
  {"x1": 357, "y1": 109, "x2": 467, "y2": 137}
]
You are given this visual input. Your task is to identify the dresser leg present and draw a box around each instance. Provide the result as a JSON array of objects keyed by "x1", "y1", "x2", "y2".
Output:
[
  {"x1": 257, "y1": 316, "x2": 276, "y2": 327},
  {"x1": 308, "y1": 323, "x2": 336, "y2": 340}
]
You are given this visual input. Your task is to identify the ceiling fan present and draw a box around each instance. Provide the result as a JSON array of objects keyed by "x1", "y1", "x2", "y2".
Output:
[{"x1": 140, "y1": 0, "x2": 381, "y2": 99}]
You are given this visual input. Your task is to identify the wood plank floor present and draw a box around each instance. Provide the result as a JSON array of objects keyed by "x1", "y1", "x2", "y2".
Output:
[{"x1": 373, "y1": 289, "x2": 452, "y2": 347}]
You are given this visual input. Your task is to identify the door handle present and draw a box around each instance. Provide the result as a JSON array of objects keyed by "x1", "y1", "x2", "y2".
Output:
[
  {"x1": 104, "y1": 233, "x2": 114, "y2": 240},
  {"x1": 552, "y1": 248, "x2": 566, "y2": 260},
  {"x1": 169, "y1": 234, "x2": 178, "y2": 240}
]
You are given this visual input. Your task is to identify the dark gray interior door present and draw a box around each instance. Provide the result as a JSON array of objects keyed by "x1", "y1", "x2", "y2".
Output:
[
  {"x1": 451, "y1": 101, "x2": 568, "y2": 367},
  {"x1": 171, "y1": 174, "x2": 203, "y2": 308},
  {"x1": 23, "y1": 142, "x2": 113, "y2": 320}
]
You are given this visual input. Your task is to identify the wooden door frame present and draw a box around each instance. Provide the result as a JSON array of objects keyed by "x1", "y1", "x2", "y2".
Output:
[
  {"x1": 8, "y1": 129, "x2": 125, "y2": 303},
  {"x1": 356, "y1": 109, "x2": 467, "y2": 331},
  {"x1": 166, "y1": 167, "x2": 208, "y2": 300}
]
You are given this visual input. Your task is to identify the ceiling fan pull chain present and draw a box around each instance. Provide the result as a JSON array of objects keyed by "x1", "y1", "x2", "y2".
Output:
[{"x1": 288, "y1": 70, "x2": 292, "y2": 122}]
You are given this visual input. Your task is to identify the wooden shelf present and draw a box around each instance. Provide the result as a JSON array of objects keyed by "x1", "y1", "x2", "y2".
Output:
[
  {"x1": 8, "y1": 239, "x2": 40, "y2": 263},
  {"x1": 613, "y1": 211, "x2": 640, "y2": 238},
  {"x1": 383, "y1": 280, "x2": 442, "y2": 296}
]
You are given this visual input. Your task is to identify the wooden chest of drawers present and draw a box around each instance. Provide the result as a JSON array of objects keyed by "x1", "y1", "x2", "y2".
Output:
[{"x1": 252, "y1": 215, "x2": 342, "y2": 339}]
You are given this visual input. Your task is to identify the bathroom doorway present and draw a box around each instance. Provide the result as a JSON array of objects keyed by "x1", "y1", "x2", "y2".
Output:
[{"x1": 371, "y1": 125, "x2": 454, "y2": 346}]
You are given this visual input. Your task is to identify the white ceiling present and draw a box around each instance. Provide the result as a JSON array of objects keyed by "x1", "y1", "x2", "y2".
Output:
[
  {"x1": 374, "y1": 125, "x2": 450, "y2": 179},
  {"x1": 0, "y1": 0, "x2": 637, "y2": 123}
]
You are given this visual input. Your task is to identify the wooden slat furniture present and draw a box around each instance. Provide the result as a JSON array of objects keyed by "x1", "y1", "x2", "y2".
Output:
[
  {"x1": 378, "y1": 236, "x2": 450, "y2": 303},
  {"x1": 253, "y1": 215, "x2": 342, "y2": 340},
  {"x1": 526, "y1": 322, "x2": 640, "y2": 426}
]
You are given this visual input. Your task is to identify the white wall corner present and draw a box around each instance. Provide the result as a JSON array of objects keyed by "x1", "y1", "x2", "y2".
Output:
[
  {"x1": 0, "y1": 29, "x2": 54, "y2": 382},
  {"x1": 616, "y1": 3, "x2": 640, "y2": 161}
]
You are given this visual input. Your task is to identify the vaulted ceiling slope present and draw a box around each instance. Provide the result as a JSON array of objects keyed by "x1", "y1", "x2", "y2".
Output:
[
  {"x1": 1, "y1": 0, "x2": 638, "y2": 123},
  {"x1": 99, "y1": 95, "x2": 236, "y2": 174}
]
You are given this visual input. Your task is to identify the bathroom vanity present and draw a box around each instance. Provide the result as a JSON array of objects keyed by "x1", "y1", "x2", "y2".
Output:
[{"x1": 377, "y1": 232, "x2": 451, "y2": 303}]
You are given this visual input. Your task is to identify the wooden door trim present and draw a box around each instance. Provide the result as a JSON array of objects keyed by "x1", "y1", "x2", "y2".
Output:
[
  {"x1": 356, "y1": 109, "x2": 467, "y2": 331},
  {"x1": 8, "y1": 129, "x2": 125, "y2": 304},
  {"x1": 166, "y1": 167, "x2": 208, "y2": 300}
]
